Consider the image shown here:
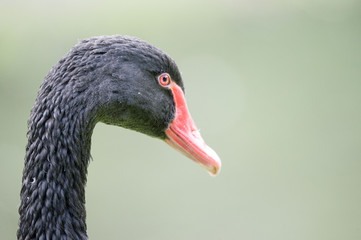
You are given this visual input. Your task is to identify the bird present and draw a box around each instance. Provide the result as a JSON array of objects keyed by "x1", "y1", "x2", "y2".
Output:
[{"x1": 17, "y1": 35, "x2": 221, "y2": 240}]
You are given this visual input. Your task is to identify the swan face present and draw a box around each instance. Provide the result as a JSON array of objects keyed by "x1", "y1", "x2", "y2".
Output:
[{"x1": 77, "y1": 36, "x2": 183, "y2": 139}]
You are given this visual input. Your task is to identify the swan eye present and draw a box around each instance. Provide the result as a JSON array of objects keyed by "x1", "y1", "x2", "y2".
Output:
[{"x1": 158, "y1": 73, "x2": 171, "y2": 87}]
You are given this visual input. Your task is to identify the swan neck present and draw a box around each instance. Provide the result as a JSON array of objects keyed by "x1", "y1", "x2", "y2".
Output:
[{"x1": 18, "y1": 98, "x2": 96, "y2": 240}]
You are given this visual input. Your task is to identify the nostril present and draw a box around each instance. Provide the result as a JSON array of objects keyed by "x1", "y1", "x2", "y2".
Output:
[{"x1": 192, "y1": 129, "x2": 201, "y2": 137}]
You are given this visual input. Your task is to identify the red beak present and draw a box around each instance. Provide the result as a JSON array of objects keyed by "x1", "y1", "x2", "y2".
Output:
[{"x1": 164, "y1": 82, "x2": 221, "y2": 176}]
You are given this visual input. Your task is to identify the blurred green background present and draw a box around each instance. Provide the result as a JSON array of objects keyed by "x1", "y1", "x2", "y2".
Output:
[{"x1": 1, "y1": 0, "x2": 360, "y2": 239}]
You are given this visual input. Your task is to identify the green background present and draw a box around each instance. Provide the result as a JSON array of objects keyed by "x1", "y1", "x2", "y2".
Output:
[{"x1": 1, "y1": 0, "x2": 360, "y2": 239}]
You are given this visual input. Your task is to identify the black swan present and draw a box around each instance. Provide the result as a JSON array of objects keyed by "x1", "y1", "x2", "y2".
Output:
[{"x1": 18, "y1": 35, "x2": 221, "y2": 239}]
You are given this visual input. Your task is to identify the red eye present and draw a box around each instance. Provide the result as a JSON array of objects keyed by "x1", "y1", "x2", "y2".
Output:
[{"x1": 158, "y1": 73, "x2": 171, "y2": 87}]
